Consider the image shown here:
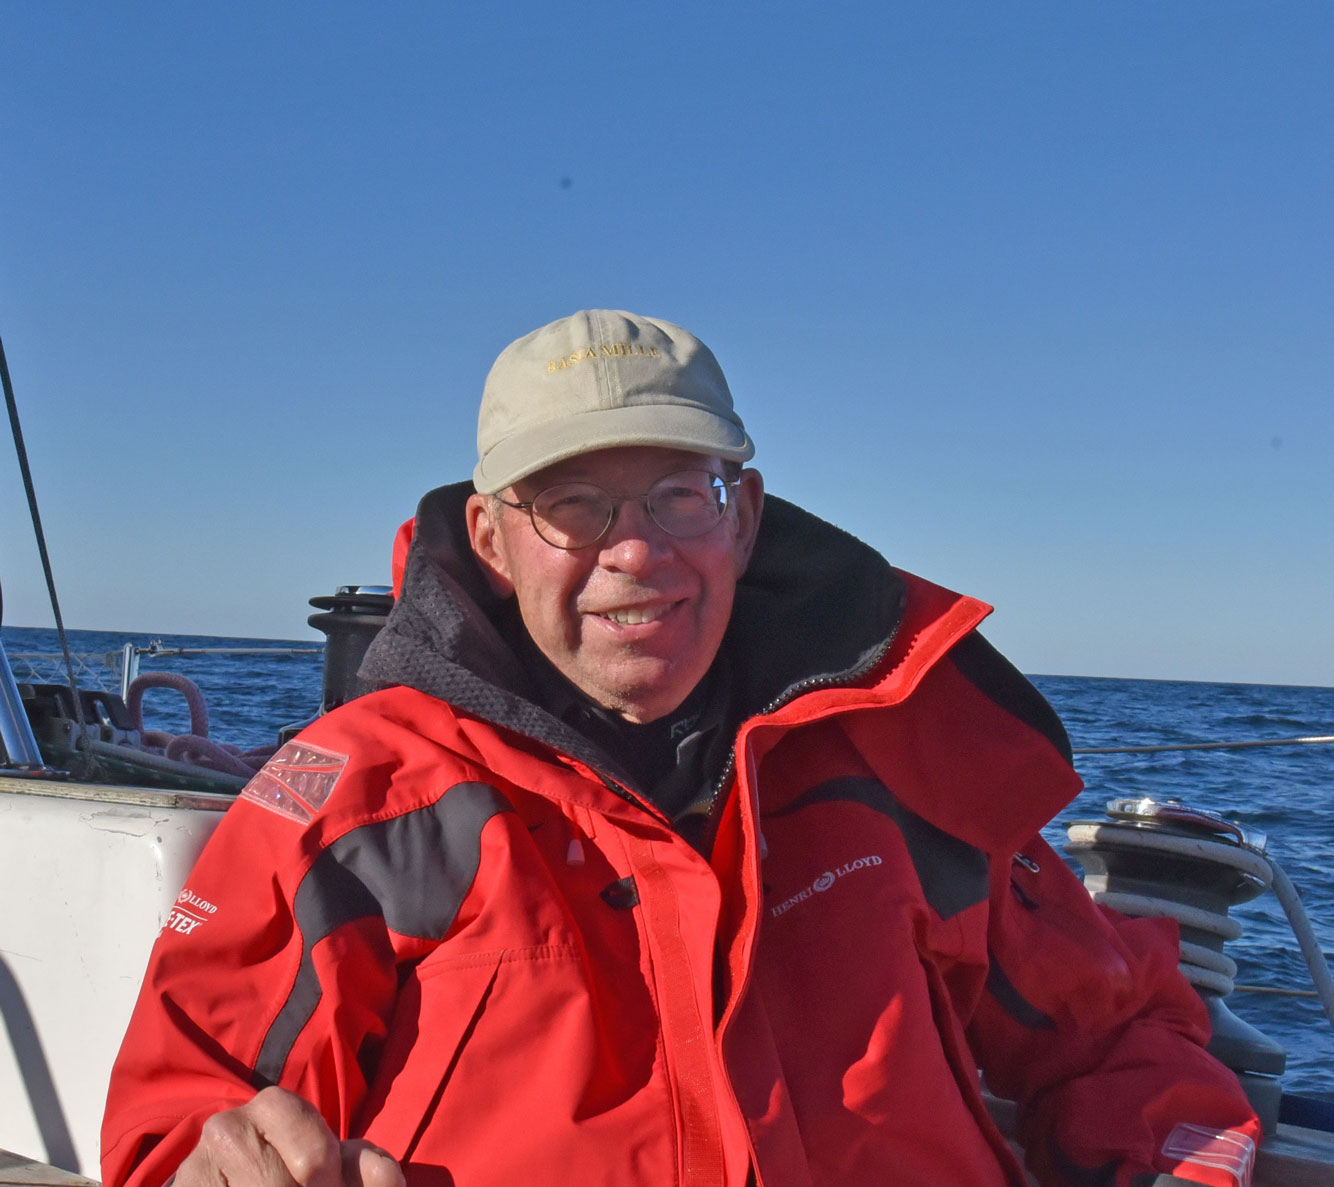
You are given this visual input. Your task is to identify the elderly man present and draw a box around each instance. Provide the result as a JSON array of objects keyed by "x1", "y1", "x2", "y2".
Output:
[{"x1": 103, "y1": 311, "x2": 1258, "y2": 1187}]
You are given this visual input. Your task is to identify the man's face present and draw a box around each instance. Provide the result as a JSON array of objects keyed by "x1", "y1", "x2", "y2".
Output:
[{"x1": 467, "y1": 446, "x2": 763, "y2": 723}]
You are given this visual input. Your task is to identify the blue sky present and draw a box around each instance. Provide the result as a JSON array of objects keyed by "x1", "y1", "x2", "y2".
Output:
[{"x1": 1, "y1": 3, "x2": 1330, "y2": 685}]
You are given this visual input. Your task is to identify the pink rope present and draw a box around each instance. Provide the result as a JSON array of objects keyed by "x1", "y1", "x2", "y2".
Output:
[
  {"x1": 165, "y1": 734, "x2": 259, "y2": 780},
  {"x1": 124, "y1": 672, "x2": 273, "y2": 783},
  {"x1": 126, "y1": 672, "x2": 209, "y2": 737}
]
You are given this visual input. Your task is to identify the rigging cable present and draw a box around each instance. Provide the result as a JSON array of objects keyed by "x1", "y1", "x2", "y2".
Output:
[{"x1": 0, "y1": 329, "x2": 84, "y2": 727}]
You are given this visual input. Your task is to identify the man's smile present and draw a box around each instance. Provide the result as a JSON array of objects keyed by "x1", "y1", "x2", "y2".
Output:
[{"x1": 587, "y1": 599, "x2": 682, "y2": 627}]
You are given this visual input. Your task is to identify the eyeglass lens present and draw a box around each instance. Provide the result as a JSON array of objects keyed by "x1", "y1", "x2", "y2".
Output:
[{"x1": 529, "y1": 470, "x2": 730, "y2": 549}]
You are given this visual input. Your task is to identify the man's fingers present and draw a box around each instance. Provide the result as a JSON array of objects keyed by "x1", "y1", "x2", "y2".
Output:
[
  {"x1": 171, "y1": 1089, "x2": 404, "y2": 1187},
  {"x1": 178, "y1": 1106, "x2": 300, "y2": 1187},
  {"x1": 174, "y1": 1087, "x2": 343, "y2": 1187},
  {"x1": 247, "y1": 1088, "x2": 342, "y2": 1187},
  {"x1": 340, "y1": 1141, "x2": 406, "y2": 1187}
]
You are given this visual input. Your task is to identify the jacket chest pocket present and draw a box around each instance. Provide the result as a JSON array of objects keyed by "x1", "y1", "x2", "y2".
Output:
[{"x1": 352, "y1": 941, "x2": 668, "y2": 1183}]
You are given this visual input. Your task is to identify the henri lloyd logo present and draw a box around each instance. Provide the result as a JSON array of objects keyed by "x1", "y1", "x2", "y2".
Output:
[
  {"x1": 547, "y1": 342, "x2": 661, "y2": 373},
  {"x1": 770, "y1": 855, "x2": 884, "y2": 918},
  {"x1": 164, "y1": 887, "x2": 218, "y2": 937}
]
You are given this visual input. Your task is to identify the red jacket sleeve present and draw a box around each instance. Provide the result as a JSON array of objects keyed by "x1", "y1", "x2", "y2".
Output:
[
  {"x1": 100, "y1": 739, "x2": 401, "y2": 1187},
  {"x1": 969, "y1": 834, "x2": 1261, "y2": 1187}
]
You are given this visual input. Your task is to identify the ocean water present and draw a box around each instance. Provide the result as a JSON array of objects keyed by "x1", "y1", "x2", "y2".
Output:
[{"x1": 5, "y1": 627, "x2": 1333, "y2": 1098}]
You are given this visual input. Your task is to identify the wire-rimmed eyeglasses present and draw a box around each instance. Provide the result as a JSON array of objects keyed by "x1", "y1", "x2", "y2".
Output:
[{"x1": 495, "y1": 469, "x2": 738, "y2": 551}]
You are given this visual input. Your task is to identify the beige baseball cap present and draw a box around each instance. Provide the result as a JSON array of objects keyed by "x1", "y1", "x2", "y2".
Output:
[{"x1": 473, "y1": 309, "x2": 755, "y2": 494}]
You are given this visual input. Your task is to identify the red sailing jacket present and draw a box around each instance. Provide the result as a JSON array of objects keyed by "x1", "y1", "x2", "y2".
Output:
[{"x1": 102, "y1": 488, "x2": 1259, "y2": 1187}]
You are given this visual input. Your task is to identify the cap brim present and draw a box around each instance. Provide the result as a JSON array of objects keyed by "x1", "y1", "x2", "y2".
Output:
[{"x1": 473, "y1": 404, "x2": 754, "y2": 493}]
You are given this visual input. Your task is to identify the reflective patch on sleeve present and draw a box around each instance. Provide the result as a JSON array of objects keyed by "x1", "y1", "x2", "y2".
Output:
[
  {"x1": 240, "y1": 741, "x2": 349, "y2": 824},
  {"x1": 1161, "y1": 1123, "x2": 1255, "y2": 1187}
]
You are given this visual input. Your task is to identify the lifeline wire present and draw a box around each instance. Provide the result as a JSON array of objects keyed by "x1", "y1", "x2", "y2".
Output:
[
  {"x1": 0, "y1": 330, "x2": 84, "y2": 725},
  {"x1": 1073, "y1": 735, "x2": 1334, "y2": 756}
]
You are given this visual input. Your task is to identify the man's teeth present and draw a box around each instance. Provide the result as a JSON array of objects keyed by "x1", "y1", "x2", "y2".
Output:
[{"x1": 601, "y1": 605, "x2": 668, "y2": 625}]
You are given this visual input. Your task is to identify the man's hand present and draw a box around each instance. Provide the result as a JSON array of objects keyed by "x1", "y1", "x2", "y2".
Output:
[{"x1": 173, "y1": 1086, "x2": 405, "y2": 1187}]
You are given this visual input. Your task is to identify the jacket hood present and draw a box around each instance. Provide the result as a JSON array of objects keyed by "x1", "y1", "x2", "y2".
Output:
[{"x1": 360, "y1": 482, "x2": 907, "y2": 763}]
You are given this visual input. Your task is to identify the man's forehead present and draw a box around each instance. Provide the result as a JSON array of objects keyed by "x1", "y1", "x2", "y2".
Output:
[{"x1": 515, "y1": 445, "x2": 725, "y2": 489}]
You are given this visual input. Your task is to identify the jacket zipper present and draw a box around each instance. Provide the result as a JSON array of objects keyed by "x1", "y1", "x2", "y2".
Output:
[
  {"x1": 707, "y1": 617, "x2": 903, "y2": 834},
  {"x1": 710, "y1": 620, "x2": 903, "y2": 1187}
]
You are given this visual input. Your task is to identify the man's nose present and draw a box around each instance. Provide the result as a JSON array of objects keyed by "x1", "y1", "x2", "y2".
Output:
[{"x1": 596, "y1": 499, "x2": 672, "y2": 572}]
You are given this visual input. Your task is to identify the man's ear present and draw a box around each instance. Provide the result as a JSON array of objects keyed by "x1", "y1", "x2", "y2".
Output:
[
  {"x1": 731, "y1": 468, "x2": 764, "y2": 576},
  {"x1": 465, "y1": 493, "x2": 516, "y2": 597}
]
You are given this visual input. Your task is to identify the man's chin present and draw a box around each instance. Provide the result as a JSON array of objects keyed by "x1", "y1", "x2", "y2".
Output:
[{"x1": 587, "y1": 667, "x2": 698, "y2": 724}]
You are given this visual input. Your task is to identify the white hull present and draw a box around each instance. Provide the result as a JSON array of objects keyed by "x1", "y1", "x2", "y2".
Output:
[{"x1": 0, "y1": 778, "x2": 230, "y2": 1176}]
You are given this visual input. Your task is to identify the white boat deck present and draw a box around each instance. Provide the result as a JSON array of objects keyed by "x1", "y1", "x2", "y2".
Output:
[
  {"x1": 0, "y1": 1149, "x2": 96, "y2": 1186},
  {"x1": 1254, "y1": 1121, "x2": 1334, "y2": 1186}
]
